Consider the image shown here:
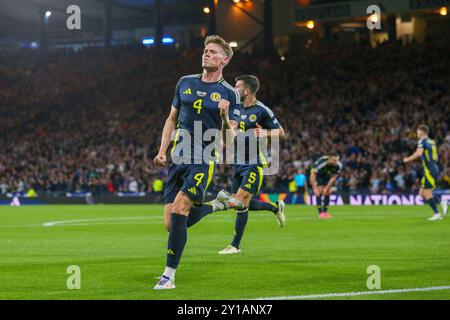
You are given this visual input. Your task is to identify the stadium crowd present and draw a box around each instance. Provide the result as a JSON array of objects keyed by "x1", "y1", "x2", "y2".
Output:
[{"x1": 0, "y1": 40, "x2": 449, "y2": 196}]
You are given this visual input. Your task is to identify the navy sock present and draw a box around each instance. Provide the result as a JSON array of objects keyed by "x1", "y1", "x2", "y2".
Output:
[
  {"x1": 426, "y1": 198, "x2": 439, "y2": 214},
  {"x1": 187, "y1": 204, "x2": 213, "y2": 228},
  {"x1": 317, "y1": 196, "x2": 323, "y2": 214},
  {"x1": 166, "y1": 213, "x2": 188, "y2": 269},
  {"x1": 231, "y1": 208, "x2": 249, "y2": 249},
  {"x1": 324, "y1": 195, "x2": 330, "y2": 212},
  {"x1": 249, "y1": 199, "x2": 278, "y2": 214}
]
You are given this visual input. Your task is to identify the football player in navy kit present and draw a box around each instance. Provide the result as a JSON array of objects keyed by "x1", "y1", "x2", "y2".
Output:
[
  {"x1": 403, "y1": 125, "x2": 447, "y2": 221},
  {"x1": 153, "y1": 35, "x2": 240, "y2": 289},
  {"x1": 213, "y1": 75, "x2": 287, "y2": 255},
  {"x1": 310, "y1": 154, "x2": 343, "y2": 219}
]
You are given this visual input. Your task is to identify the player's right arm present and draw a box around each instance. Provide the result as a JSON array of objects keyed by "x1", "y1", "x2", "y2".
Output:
[
  {"x1": 155, "y1": 77, "x2": 183, "y2": 167},
  {"x1": 310, "y1": 170, "x2": 319, "y2": 196},
  {"x1": 154, "y1": 106, "x2": 179, "y2": 167},
  {"x1": 403, "y1": 140, "x2": 424, "y2": 163}
]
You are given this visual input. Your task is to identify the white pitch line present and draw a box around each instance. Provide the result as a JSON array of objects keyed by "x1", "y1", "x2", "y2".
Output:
[
  {"x1": 41, "y1": 214, "x2": 408, "y2": 227},
  {"x1": 0, "y1": 211, "x2": 426, "y2": 228},
  {"x1": 0, "y1": 223, "x2": 43, "y2": 228},
  {"x1": 254, "y1": 285, "x2": 450, "y2": 300},
  {"x1": 42, "y1": 216, "x2": 158, "y2": 227}
]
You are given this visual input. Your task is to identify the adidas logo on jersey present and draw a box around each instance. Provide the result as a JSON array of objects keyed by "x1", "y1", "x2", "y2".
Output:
[
  {"x1": 183, "y1": 88, "x2": 192, "y2": 95},
  {"x1": 245, "y1": 184, "x2": 252, "y2": 189},
  {"x1": 188, "y1": 187, "x2": 197, "y2": 195}
]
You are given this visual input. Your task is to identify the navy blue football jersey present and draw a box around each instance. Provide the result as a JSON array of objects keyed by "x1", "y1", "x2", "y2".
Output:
[
  {"x1": 418, "y1": 138, "x2": 439, "y2": 172},
  {"x1": 312, "y1": 156, "x2": 343, "y2": 177},
  {"x1": 171, "y1": 74, "x2": 240, "y2": 164},
  {"x1": 231, "y1": 100, "x2": 280, "y2": 167}
]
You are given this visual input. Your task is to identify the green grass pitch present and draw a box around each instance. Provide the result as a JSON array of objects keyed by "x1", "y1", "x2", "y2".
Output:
[{"x1": 0, "y1": 204, "x2": 449, "y2": 300}]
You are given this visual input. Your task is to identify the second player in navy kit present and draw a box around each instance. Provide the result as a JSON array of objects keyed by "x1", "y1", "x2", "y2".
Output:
[
  {"x1": 213, "y1": 75, "x2": 287, "y2": 255},
  {"x1": 230, "y1": 99, "x2": 280, "y2": 195}
]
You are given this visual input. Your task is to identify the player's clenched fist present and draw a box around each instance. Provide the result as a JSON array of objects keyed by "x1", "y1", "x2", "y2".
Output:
[
  {"x1": 218, "y1": 99, "x2": 230, "y2": 120},
  {"x1": 154, "y1": 153, "x2": 167, "y2": 167}
]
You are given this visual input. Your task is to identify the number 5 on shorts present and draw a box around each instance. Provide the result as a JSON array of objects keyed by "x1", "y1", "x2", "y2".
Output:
[{"x1": 248, "y1": 172, "x2": 257, "y2": 184}]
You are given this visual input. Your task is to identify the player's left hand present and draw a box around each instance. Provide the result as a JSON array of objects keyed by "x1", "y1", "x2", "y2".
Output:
[
  {"x1": 218, "y1": 99, "x2": 230, "y2": 120},
  {"x1": 254, "y1": 123, "x2": 267, "y2": 138},
  {"x1": 313, "y1": 186, "x2": 320, "y2": 197},
  {"x1": 403, "y1": 157, "x2": 409, "y2": 163}
]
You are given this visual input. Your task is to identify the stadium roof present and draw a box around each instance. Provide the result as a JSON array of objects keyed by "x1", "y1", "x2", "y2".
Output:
[{"x1": 0, "y1": 0, "x2": 207, "y2": 41}]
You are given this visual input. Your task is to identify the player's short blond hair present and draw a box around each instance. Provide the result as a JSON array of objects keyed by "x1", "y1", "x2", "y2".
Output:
[
  {"x1": 418, "y1": 125, "x2": 429, "y2": 135},
  {"x1": 204, "y1": 35, "x2": 233, "y2": 59}
]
